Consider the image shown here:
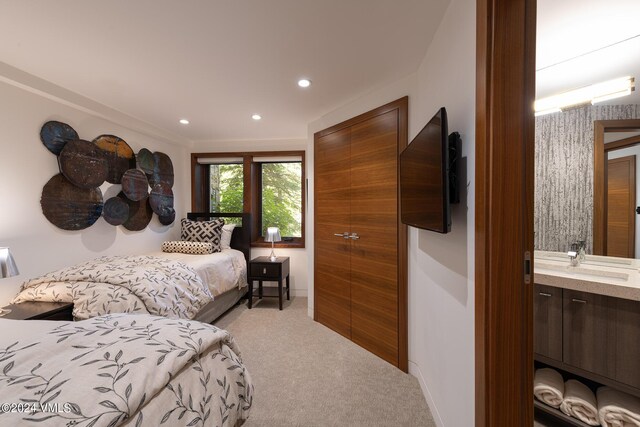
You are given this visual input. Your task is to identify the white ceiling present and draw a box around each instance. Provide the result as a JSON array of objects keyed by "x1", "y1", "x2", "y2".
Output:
[
  {"x1": 537, "y1": 0, "x2": 640, "y2": 103},
  {"x1": 0, "y1": 0, "x2": 449, "y2": 143}
]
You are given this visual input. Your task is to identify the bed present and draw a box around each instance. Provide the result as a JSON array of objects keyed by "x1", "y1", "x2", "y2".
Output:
[
  {"x1": 185, "y1": 212, "x2": 251, "y2": 323},
  {"x1": 11, "y1": 213, "x2": 251, "y2": 323},
  {"x1": 0, "y1": 313, "x2": 253, "y2": 426}
]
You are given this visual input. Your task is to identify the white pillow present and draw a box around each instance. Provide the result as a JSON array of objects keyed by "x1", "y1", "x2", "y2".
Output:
[{"x1": 221, "y1": 224, "x2": 236, "y2": 250}]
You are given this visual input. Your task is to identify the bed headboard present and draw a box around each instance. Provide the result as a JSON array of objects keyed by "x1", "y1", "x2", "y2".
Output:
[{"x1": 186, "y1": 212, "x2": 251, "y2": 265}]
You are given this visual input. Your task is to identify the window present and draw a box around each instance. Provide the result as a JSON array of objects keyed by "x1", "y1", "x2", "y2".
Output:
[
  {"x1": 209, "y1": 163, "x2": 243, "y2": 225},
  {"x1": 191, "y1": 151, "x2": 305, "y2": 247},
  {"x1": 260, "y1": 161, "x2": 302, "y2": 238}
]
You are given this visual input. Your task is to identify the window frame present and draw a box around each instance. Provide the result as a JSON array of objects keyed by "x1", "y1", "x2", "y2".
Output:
[{"x1": 191, "y1": 151, "x2": 305, "y2": 248}]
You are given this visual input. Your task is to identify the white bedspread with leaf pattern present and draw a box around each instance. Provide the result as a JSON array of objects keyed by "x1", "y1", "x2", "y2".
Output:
[
  {"x1": 0, "y1": 314, "x2": 253, "y2": 426},
  {"x1": 12, "y1": 256, "x2": 214, "y2": 320}
]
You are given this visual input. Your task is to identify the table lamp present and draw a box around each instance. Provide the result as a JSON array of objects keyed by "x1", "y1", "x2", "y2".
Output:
[
  {"x1": 265, "y1": 227, "x2": 281, "y2": 262},
  {"x1": 0, "y1": 247, "x2": 19, "y2": 317}
]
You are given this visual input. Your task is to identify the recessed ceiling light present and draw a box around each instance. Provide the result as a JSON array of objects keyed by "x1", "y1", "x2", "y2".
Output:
[
  {"x1": 252, "y1": 114, "x2": 262, "y2": 121},
  {"x1": 298, "y1": 79, "x2": 311, "y2": 88},
  {"x1": 179, "y1": 119, "x2": 190, "y2": 125}
]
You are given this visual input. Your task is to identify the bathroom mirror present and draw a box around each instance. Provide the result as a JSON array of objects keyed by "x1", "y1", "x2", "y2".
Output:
[
  {"x1": 594, "y1": 120, "x2": 640, "y2": 257},
  {"x1": 535, "y1": 113, "x2": 640, "y2": 259},
  {"x1": 534, "y1": 0, "x2": 640, "y2": 260}
]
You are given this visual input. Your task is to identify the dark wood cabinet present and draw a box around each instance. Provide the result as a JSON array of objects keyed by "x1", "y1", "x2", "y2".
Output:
[
  {"x1": 562, "y1": 289, "x2": 640, "y2": 390},
  {"x1": 249, "y1": 262, "x2": 282, "y2": 279},
  {"x1": 533, "y1": 284, "x2": 563, "y2": 361},
  {"x1": 534, "y1": 284, "x2": 640, "y2": 426},
  {"x1": 612, "y1": 296, "x2": 640, "y2": 389},
  {"x1": 562, "y1": 290, "x2": 617, "y2": 381},
  {"x1": 1, "y1": 301, "x2": 74, "y2": 321},
  {"x1": 247, "y1": 256, "x2": 290, "y2": 310},
  {"x1": 534, "y1": 285, "x2": 640, "y2": 392}
]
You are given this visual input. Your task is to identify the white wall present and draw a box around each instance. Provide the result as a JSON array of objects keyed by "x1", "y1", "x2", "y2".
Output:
[
  {"x1": 306, "y1": 0, "x2": 475, "y2": 425},
  {"x1": 607, "y1": 145, "x2": 640, "y2": 256},
  {"x1": 0, "y1": 79, "x2": 190, "y2": 305},
  {"x1": 192, "y1": 139, "x2": 308, "y2": 297},
  {"x1": 407, "y1": 0, "x2": 475, "y2": 425}
]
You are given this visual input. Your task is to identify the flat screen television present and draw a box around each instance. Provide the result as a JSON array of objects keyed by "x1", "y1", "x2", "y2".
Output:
[{"x1": 400, "y1": 107, "x2": 460, "y2": 233}]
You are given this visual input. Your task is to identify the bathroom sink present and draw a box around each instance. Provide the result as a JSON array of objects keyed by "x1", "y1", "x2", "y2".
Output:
[
  {"x1": 536, "y1": 261, "x2": 630, "y2": 282},
  {"x1": 535, "y1": 251, "x2": 635, "y2": 268},
  {"x1": 533, "y1": 251, "x2": 640, "y2": 301},
  {"x1": 536, "y1": 252, "x2": 574, "y2": 262}
]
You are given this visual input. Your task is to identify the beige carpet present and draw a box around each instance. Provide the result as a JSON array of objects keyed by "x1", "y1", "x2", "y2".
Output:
[{"x1": 215, "y1": 297, "x2": 436, "y2": 427}]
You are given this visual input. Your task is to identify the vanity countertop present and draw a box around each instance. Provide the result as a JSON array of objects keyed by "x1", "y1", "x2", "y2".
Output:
[{"x1": 534, "y1": 250, "x2": 640, "y2": 301}]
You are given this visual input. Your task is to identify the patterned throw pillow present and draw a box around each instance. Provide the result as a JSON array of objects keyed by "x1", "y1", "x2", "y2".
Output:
[
  {"x1": 180, "y1": 218, "x2": 224, "y2": 251},
  {"x1": 162, "y1": 240, "x2": 214, "y2": 255}
]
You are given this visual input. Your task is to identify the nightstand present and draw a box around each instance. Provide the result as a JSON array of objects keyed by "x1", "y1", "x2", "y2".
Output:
[
  {"x1": 1, "y1": 301, "x2": 74, "y2": 321},
  {"x1": 248, "y1": 256, "x2": 290, "y2": 310}
]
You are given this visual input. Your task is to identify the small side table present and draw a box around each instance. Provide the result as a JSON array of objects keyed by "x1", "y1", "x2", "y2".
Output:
[
  {"x1": 1, "y1": 301, "x2": 74, "y2": 321},
  {"x1": 248, "y1": 256, "x2": 290, "y2": 310}
]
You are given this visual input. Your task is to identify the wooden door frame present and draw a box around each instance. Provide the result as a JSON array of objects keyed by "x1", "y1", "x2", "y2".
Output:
[
  {"x1": 313, "y1": 97, "x2": 409, "y2": 372},
  {"x1": 475, "y1": 0, "x2": 536, "y2": 425},
  {"x1": 593, "y1": 119, "x2": 640, "y2": 255}
]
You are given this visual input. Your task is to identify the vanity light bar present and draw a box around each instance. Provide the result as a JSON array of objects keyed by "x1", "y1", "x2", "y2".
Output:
[{"x1": 534, "y1": 76, "x2": 635, "y2": 117}]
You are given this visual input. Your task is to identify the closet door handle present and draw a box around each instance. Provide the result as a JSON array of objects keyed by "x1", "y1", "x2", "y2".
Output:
[
  {"x1": 572, "y1": 298, "x2": 587, "y2": 304},
  {"x1": 334, "y1": 232, "x2": 349, "y2": 239},
  {"x1": 349, "y1": 233, "x2": 360, "y2": 240}
]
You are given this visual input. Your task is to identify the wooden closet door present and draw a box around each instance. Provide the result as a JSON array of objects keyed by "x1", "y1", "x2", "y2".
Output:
[
  {"x1": 349, "y1": 110, "x2": 400, "y2": 366},
  {"x1": 314, "y1": 127, "x2": 352, "y2": 338},
  {"x1": 314, "y1": 97, "x2": 407, "y2": 371}
]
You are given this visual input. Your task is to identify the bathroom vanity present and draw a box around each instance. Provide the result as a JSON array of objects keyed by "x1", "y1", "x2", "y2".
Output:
[{"x1": 534, "y1": 251, "x2": 640, "y2": 425}]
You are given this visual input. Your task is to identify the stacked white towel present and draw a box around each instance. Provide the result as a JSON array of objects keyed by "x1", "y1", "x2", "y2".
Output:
[
  {"x1": 560, "y1": 379, "x2": 600, "y2": 426},
  {"x1": 597, "y1": 387, "x2": 640, "y2": 427},
  {"x1": 534, "y1": 368, "x2": 564, "y2": 408}
]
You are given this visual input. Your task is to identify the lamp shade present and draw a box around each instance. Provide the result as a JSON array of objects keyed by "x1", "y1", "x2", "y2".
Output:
[
  {"x1": 265, "y1": 227, "x2": 282, "y2": 243},
  {"x1": 0, "y1": 247, "x2": 19, "y2": 278}
]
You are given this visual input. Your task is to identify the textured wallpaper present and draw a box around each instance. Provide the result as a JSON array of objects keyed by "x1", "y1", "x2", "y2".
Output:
[{"x1": 535, "y1": 104, "x2": 640, "y2": 253}]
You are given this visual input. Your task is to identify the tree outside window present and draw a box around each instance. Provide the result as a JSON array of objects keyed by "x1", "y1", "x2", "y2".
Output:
[
  {"x1": 209, "y1": 161, "x2": 302, "y2": 236},
  {"x1": 209, "y1": 163, "x2": 243, "y2": 225},
  {"x1": 261, "y1": 162, "x2": 302, "y2": 237},
  {"x1": 195, "y1": 151, "x2": 305, "y2": 247}
]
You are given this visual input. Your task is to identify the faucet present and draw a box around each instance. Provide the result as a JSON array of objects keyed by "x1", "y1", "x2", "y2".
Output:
[
  {"x1": 568, "y1": 242, "x2": 579, "y2": 266},
  {"x1": 577, "y1": 240, "x2": 586, "y2": 262},
  {"x1": 568, "y1": 240, "x2": 586, "y2": 266}
]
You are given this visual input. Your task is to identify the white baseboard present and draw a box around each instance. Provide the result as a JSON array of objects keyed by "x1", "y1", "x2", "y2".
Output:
[
  {"x1": 409, "y1": 360, "x2": 445, "y2": 427},
  {"x1": 291, "y1": 288, "x2": 308, "y2": 297}
]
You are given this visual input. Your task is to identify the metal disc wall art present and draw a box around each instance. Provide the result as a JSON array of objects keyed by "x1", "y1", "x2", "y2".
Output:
[
  {"x1": 58, "y1": 139, "x2": 108, "y2": 189},
  {"x1": 121, "y1": 169, "x2": 149, "y2": 202},
  {"x1": 118, "y1": 192, "x2": 153, "y2": 231},
  {"x1": 41, "y1": 174, "x2": 103, "y2": 231},
  {"x1": 38, "y1": 119, "x2": 177, "y2": 231},
  {"x1": 149, "y1": 182, "x2": 174, "y2": 217},
  {"x1": 40, "y1": 121, "x2": 79, "y2": 155},
  {"x1": 158, "y1": 208, "x2": 176, "y2": 226},
  {"x1": 103, "y1": 196, "x2": 129, "y2": 226},
  {"x1": 148, "y1": 152, "x2": 174, "y2": 187},
  {"x1": 93, "y1": 135, "x2": 135, "y2": 184},
  {"x1": 136, "y1": 148, "x2": 155, "y2": 175}
]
